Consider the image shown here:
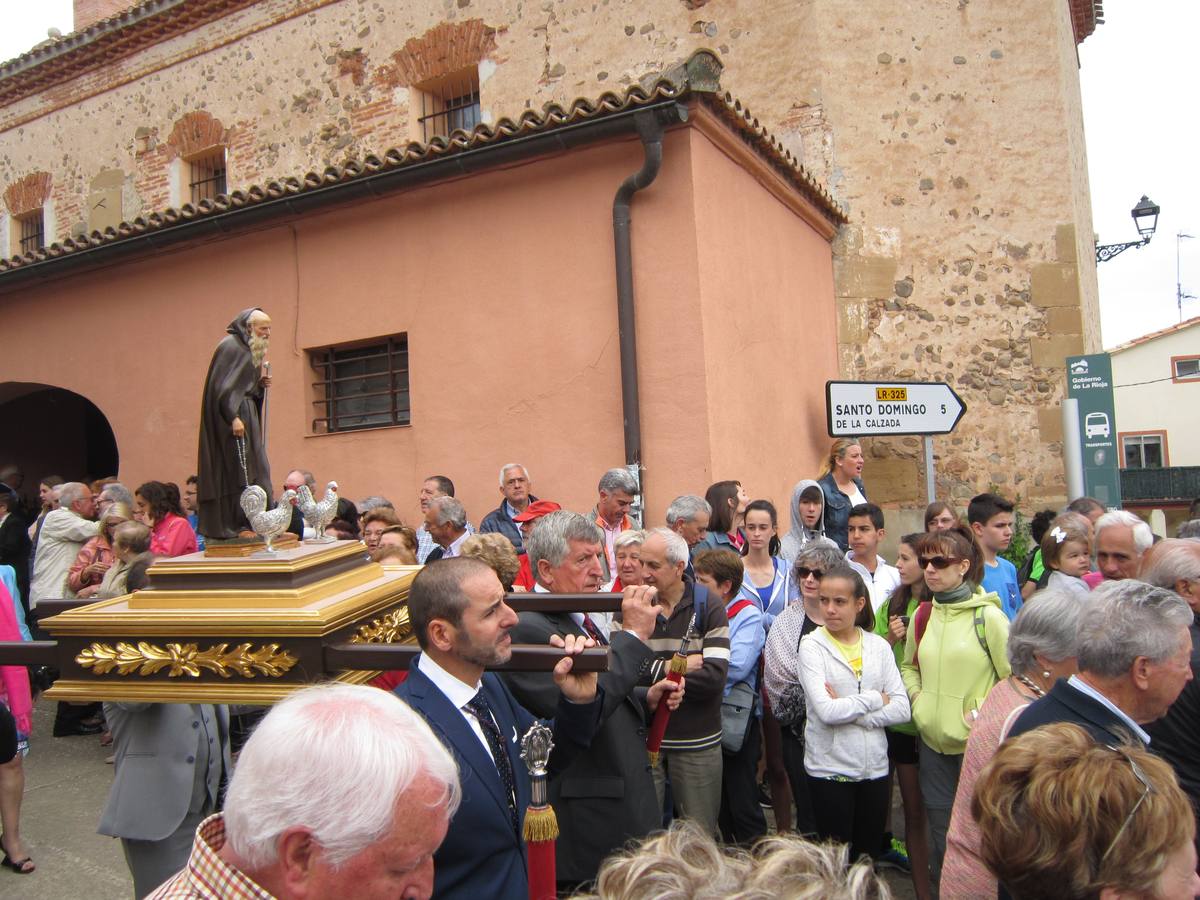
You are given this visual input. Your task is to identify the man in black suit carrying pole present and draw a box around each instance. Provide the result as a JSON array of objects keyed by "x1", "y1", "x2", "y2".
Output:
[{"x1": 500, "y1": 510, "x2": 684, "y2": 892}]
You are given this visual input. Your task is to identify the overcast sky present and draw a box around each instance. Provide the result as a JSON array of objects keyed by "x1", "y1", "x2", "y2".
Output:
[{"x1": 1, "y1": 1, "x2": 1194, "y2": 348}]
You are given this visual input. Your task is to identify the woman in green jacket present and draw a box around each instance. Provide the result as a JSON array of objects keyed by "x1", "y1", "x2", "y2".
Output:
[
  {"x1": 900, "y1": 524, "x2": 1010, "y2": 895},
  {"x1": 875, "y1": 534, "x2": 932, "y2": 900}
]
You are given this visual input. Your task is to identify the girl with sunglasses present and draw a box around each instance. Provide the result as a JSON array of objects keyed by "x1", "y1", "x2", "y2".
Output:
[
  {"x1": 900, "y1": 524, "x2": 1010, "y2": 894},
  {"x1": 763, "y1": 544, "x2": 845, "y2": 835},
  {"x1": 873, "y1": 534, "x2": 933, "y2": 899}
]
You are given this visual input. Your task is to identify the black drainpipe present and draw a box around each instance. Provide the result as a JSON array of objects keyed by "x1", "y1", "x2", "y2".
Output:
[{"x1": 612, "y1": 106, "x2": 686, "y2": 504}]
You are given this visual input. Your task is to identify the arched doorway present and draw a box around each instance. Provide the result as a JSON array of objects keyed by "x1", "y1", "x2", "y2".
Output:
[{"x1": 0, "y1": 383, "x2": 119, "y2": 496}]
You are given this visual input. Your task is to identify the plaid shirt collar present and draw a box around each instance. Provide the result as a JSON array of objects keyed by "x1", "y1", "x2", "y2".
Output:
[{"x1": 147, "y1": 814, "x2": 276, "y2": 900}]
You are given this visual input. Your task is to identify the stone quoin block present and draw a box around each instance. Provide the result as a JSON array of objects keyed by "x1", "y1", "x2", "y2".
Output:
[
  {"x1": 1036, "y1": 406, "x2": 1064, "y2": 444},
  {"x1": 1030, "y1": 262, "x2": 1080, "y2": 308},
  {"x1": 1030, "y1": 334, "x2": 1085, "y2": 369},
  {"x1": 835, "y1": 254, "x2": 898, "y2": 299},
  {"x1": 1044, "y1": 306, "x2": 1083, "y2": 335},
  {"x1": 1055, "y1": 223, "x2": 1078, "y2": 263},
  {"x1": 865, "y1": 458, "x2": 921, "y2": 505}
]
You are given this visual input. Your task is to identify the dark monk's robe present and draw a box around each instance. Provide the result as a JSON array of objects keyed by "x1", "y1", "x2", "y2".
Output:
[{"x1": 196, "y1": 309, "x2": 272, "y2": 540}]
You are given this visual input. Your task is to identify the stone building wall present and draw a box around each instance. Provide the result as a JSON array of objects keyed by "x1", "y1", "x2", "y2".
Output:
[{"x1": 0, "y1": 0, "x2": 1101, "y2": 513}]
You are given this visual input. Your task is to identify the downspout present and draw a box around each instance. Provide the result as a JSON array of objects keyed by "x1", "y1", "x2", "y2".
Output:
[{"x1": 612, "y1": 109, "x2": 671, "y2": 510}]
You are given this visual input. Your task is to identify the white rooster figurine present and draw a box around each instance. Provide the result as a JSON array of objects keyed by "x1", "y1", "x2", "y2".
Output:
[
  {"x1": 296, "y1": 481, "x2": 339, "y2": 543},
  {"x1": 239, "y1": 485, "x2": 297, "y2": 554}
]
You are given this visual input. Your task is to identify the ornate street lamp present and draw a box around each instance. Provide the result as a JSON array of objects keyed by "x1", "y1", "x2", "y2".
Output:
[{"x1": 1096, "y1": 195, "x2": 1160, "y2": 263}]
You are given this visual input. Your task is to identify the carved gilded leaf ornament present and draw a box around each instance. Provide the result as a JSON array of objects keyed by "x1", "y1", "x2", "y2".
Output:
[
  {"x1": 348, "y1": 605, "x2": 412, "y2": 644},
  {"x1": 77, "y1": 641, "x2": 298, "y2": 678}
]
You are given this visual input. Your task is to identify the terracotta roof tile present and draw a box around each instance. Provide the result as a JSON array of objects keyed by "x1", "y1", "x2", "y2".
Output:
[
  {"x1": 0, "y1": 1, "x2": 260, "y2": 104},
  {"x1": 0, "y1": 50, "x2": 845, "y2": 277},
  {"x1": 1108, "y1": 315, "x2": 1200, "y2": 354}
]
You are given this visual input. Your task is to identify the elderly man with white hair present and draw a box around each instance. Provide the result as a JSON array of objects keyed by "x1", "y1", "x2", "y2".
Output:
[
  {"x1": 423, "y1": 496, "x2": 470, "y2": 562},
  {"x1": 148, "y1": 684, "x2": 459, "y2": 900},
  {"x1": 1141, "y1": 539, "x2": 1200, "y2": 854},
  {"x1": 633, "y1": 526, "x2": 731, "y2": 836},
  {"x1": 499, "y1": 511, "x2": 679, "y2": 890},
  {"x1": 480, "y1": 463, "x2": 538, "y2": 554},
  {"x1": 665, "y1": 494, "x2": 711, "y2": 581},
  {"x1": 1084, "y1": 509, "x2": 1154, "y2": 587},
  {"x1": 28, "y1": 481, "x2": 100, "y2": 607},
  {"x1": 1009, "y1": 579, "x2": 1194, "y2": 747}
]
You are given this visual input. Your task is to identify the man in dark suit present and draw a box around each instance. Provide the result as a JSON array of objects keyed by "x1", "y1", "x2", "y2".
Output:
[
  {"x1": 1010, "y1": 579, "x2": 1194, "y2": 746},
  {"x1": 1139, "y1": 539, "x2": 1200, "y2": 854},
  {"x1": 0, "y1": 488, "x2": 31, "y2": 615},
  {"x1": 395, "y1": 557, "x2": 603, "y2": 900},
  {"x1": 500, "y1": 510, "x2": 681, "y2": 890}
]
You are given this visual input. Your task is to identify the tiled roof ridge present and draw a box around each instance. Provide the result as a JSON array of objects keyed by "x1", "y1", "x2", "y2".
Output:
[
  {"x1": 0, "y1": 50, "x2": 845, "y2": 275},
  {"x1": 0, "y1": 0, "x2": 259, "y2": 106},
  {"x1": 1108, "y1": 314, "x2": 1200, "y2": 354}
]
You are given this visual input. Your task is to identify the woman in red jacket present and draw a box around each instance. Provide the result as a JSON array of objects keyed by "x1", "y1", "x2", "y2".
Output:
[{"x1": 135, "y1": 481, "x2": 198, "y2": 558}]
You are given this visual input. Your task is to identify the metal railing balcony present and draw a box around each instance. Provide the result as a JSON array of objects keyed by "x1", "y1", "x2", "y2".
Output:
[{"x1": 1120, "y1": 466, "x2": 1200, "y2": 504}]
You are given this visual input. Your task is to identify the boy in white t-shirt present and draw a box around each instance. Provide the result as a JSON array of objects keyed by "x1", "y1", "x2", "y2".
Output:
[{"x1": 845, "y1": 503, "x2": 901, "y2": 613}]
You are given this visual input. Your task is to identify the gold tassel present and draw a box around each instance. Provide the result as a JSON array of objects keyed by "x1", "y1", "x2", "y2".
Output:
[
  {"x1": 523, "y1": 804, "x2": 559, "y2": 843},
  {"x1": 648, "y1": 750, "x2": 660, "y2": 766}
]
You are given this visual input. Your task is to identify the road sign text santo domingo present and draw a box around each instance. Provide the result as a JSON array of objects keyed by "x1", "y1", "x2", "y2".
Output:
[{"x1": 825, "y1": 380, "x2": 966, "y2": 437}]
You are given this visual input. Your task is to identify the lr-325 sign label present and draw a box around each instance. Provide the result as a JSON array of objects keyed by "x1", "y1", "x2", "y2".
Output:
[{"x1": 826, "y1": 381, "x2": 967, "y2": 437}]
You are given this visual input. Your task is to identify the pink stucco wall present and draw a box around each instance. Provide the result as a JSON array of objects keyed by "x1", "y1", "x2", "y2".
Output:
[{"x1": 0, "y1": 117, "x2": 836, "y2": 529}]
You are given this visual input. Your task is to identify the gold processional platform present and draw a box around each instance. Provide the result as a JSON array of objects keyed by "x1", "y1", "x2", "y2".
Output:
[{"x1": 2, "y1": 541, "x2": 612, "y2": 705}]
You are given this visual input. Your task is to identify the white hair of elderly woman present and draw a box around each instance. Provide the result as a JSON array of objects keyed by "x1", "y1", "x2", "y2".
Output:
[
  {"x1": 223, "y1": 683, "x2": 460, "y2": 869},
  {"x1": 614, "y1": 528, "x2": 647, "y2": 551},
  {"x1": 1006, "y1": 588, "x2": 1084, "y2": 677}
]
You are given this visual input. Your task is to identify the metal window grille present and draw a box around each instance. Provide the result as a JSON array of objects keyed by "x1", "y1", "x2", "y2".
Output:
[
  {"x1": 189, "y1": 149, "x2": 227, "y2": 205},
  {"x1": 417, "y1": 71, "x2": 481, "y2": 142},
  {"x1": 1122, "y1": 435, "x2": 1163, "y2": 470},
  {"x1": 310, "y1": 335, "x2": 410, "y2": 433},
  {"x1": 18, "y1": 210, "x2": 44, "y2": 254}
]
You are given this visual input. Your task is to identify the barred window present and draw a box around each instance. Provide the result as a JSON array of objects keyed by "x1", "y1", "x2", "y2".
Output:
[
  {"x1": 310, "y1": 335, "x2": 410, "y2": 433},
  {"x1": 416, "y1": 68, "x2": 481, "y2": 142},
  {"x1": 188, "y1": 148, "x2": 227, "y2": 205},
  {"x1": 17, "y1": 209, "x2": 44, "y2": 255}
]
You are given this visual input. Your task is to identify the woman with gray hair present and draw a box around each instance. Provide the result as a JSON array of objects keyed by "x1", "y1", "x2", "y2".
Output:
[
  {"x1": 941, "y1": 588, "x2": 1083, "y2": 897},
  {"x1": 762, "y1": 542, "x2": 845, "y2": 834},
  {"x1": 612, "y1": 529, "x2": 646, "y2": 591}
]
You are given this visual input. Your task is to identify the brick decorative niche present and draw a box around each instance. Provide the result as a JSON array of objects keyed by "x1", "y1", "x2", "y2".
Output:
[
  {"x1": 376, "y1": 18, "x2": 497, "y2": 88},
  {"x1": 166, "y1": 110, "x2": 230, "y2": 161},
  {"x1": 3, "y1": 171, "x2": 52, "y2": 216}
]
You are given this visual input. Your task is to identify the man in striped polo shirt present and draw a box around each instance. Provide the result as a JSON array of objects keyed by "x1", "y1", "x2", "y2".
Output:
[{"x1": 633, "y1": 527, "x2": 730, "y2": 836}]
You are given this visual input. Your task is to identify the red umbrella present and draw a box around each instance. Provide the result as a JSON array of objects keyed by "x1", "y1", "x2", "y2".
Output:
[{"x1": 646, "y1": 634, "x2": 690, "y2": 765}]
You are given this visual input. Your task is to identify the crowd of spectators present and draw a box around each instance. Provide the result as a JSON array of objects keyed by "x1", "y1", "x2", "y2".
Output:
[{"x1": 0, "y1": 449, "x2": 1198, "y2": 900}]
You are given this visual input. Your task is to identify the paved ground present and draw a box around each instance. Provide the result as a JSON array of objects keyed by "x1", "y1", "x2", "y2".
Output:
[
  {"x1": 9, "y1": 698, "x2": 917, "y2": 899},
  {"x1": 8, "y1": 701, "x2": 129, "y2": 899}
]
